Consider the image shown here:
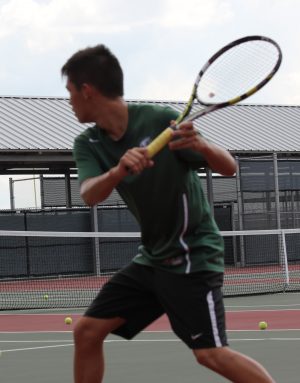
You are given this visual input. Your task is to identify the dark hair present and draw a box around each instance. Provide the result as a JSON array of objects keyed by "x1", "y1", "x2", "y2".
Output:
[{"x1": 61, "y1": 44, "x2": 124, "y2": 98}]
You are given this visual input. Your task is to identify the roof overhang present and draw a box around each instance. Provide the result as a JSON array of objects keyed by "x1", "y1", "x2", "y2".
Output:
[{"x1": 0, "y1": 150, "x2": 76, "y2": 174}]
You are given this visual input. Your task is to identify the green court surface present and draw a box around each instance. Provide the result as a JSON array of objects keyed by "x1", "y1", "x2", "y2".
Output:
[{"x1": 1, "y1": 293, "x2": 300, "y2": 382}]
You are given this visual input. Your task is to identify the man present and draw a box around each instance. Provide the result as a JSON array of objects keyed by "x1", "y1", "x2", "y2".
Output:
[{"x1": 62, "y1": 44, "x2": 275, "y2": 383}]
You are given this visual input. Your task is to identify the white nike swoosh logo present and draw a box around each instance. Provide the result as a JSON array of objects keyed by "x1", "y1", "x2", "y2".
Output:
[
  {"x1": 139, "y1": 137, "x2": 151, "y2": 147},
  {"x1": 89, "y1": 138, "x2": 99, "y2": 143},
  {"x1": 191, "y1": 333, "x2": 203, "y2": 340}
]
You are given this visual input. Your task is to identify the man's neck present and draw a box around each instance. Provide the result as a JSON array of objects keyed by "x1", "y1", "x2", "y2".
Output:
[{"x1": 95, "y1": 98, "x2": 128, "y2": 141}]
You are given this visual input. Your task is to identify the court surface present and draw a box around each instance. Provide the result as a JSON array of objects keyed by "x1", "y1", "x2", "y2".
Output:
[{"x1": 1, "y1": 292, "x2": 300, "y2": 382}]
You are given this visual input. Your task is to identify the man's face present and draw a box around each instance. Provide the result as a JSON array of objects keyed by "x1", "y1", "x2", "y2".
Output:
[{"x1": 66, "y1": 79, "x2": 91, "y2": 123}]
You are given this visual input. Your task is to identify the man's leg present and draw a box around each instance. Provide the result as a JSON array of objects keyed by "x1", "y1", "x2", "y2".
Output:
[
  {"x1": 194, "y1": 346, "x2": 275, "y2": 383},
  {"x1": 73, "y1": 316, "x2": 125, "y2": 383}
]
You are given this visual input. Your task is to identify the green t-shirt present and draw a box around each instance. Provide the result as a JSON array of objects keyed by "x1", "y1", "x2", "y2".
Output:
[{"x1": 73, "y1": 103, "x2": 224, "y2": 274}]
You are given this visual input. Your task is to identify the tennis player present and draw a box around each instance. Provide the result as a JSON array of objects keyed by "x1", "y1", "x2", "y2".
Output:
[{"x1": 62, "y1": 44, "x2": 275, "y2": 383}]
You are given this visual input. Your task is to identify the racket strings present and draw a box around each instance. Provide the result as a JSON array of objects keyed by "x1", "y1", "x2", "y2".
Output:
[
  {"x1": 204, "y1": 45, "x2": 273, "y2": 99},
  {"x1": 198, "y1": 40, "x2": 280, "y2": 104},
  {"x1": 203, "y1": 43, "x2": 274, "y2": 95}
]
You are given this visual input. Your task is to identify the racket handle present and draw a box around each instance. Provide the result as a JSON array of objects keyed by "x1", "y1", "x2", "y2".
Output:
[{"x1": 147, "y1": 127, "x2": 174, "y2": 158}]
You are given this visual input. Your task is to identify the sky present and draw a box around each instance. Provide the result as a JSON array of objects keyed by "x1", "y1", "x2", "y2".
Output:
[{"x1": 0, "y1": 0, "x2": 300, "y2": 209}]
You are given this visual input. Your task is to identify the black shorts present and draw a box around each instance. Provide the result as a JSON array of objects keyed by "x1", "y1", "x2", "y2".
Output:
[{"x1": 85, "y1": 262, "x2": 228, "y2": 349}]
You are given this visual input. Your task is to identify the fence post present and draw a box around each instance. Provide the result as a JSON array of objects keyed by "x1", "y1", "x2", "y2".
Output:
[
  {"x1": 9, "y1": 177, "x2": 15, "y2": 210},
  {"x1": 236, "y1": 157, "x2": 245, "y2": 267},
  {"x1": 273, "y1": 153, "x2": 281, "y2": 229},
  {"x1": 91, "y1": 206, "x2": 101, "y2": 276},
  {"x1": 281, "y1": 229, "x2": 290, "y2": 290}
]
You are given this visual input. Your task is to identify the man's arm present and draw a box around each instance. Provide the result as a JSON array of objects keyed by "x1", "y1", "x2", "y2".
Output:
[
  {"x1": 80, "y1": 167, "x2": 124, "y2": 206},
  {"x1": 80, "y1": 147, "x2": 153, "y2": 206},
  {"x1": 169, "y1": 121, "x2": 236, "y2": 176}
]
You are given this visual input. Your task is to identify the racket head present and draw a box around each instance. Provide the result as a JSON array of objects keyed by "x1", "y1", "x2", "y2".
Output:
[
  {"x1": 196, "y1": 35, "x2": 282, "y2": 107},
  {"x1": 175, "y1": 82, "x2": 198, "y2": 125}
]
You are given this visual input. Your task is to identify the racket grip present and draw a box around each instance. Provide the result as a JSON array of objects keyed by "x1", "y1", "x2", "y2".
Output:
[{"x1": 147, "y1": 127, "x2": 174, "y2": 158}]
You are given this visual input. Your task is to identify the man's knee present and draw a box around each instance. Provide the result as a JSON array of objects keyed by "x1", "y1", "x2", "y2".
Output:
[
  {"x1": 74, "y1": 318, "x2": 100, "y2": 346},
  {"x1": 193, "y1": 347, "x2": 228, "y2": 368},
  {"x1": 73, "y1": 316, "x2": 125, "y2": 346}
]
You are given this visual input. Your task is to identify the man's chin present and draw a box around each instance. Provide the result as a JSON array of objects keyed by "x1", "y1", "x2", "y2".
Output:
[{"x1": 77, "y1": 116, "x2": 92, "y2": 124}]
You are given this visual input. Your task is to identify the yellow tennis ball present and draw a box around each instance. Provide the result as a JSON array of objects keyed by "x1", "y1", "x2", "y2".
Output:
[
  {"x1": 43, "y1": 294, "x2": 49, "y2": 300},
  {"x1": 259, "y1": 321, "x2": 268, "y2": 330},
  {"x1": 64, "y1": 317, "x2": 73, "y2": 325}
]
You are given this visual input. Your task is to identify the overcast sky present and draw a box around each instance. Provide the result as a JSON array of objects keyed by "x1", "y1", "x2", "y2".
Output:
[{"x1": 0, "y1": 0, "x2": 300, "y2": 209}]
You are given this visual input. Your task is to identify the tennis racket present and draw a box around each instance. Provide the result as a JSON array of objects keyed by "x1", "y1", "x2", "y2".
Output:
[{"x1": 147, "y1": 35, "x2": 282, "y2": 158}]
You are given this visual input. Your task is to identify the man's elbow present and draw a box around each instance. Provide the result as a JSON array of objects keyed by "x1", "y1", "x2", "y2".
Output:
[
  {"x1": 220, "y1": 158, "x2": 237, "y2": 177},
  {"x1": 225, "y1": 160, "x2": 237, "y2": 176},
  {"x1": 80, "y1": 180, "x2": 97, "y2": 206},
  {"x1": 80, "y1": 190, "x2": 97, "y2": 207}
]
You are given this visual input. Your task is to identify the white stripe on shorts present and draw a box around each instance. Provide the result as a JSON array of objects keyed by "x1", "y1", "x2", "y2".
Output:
[{"x1": 206, "y1": 290, "x2": 222, "y2": 347}]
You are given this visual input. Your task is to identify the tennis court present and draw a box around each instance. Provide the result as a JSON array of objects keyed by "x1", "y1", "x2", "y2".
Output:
[
  {"x1": 1, "y1": 229, "x2": 300, "y2": 381},
  {"x1": 1, "y1": 293, "x2": 300, "y2": 382}
]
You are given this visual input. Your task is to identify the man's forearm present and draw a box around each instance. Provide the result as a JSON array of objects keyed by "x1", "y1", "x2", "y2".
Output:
[
  {"x1": 199, "y1": 140, "x2": 237, "y2": 176},
  {"x1": 80, "y1": 166, "x2": 125, "y2": 206}
]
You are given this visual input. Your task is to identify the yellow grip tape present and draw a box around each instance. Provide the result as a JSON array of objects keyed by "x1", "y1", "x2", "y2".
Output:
[{"x1": 147, "y1": 127, "x2": 174, "y2": 158}]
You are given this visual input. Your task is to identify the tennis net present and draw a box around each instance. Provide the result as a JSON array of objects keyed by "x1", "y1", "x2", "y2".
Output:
[{"x1": 1, "y1": 229, "x2": 300, "y2": 310}]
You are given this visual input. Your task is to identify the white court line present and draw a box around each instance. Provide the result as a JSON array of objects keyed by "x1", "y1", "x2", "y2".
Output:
[
  {"x1": 2, "y1": 306, "x2": 300, "y2": 316},
  {"x1": 3, "y1": 302, "x2": 300, "y2": 314},
  {"x1": 1, "y1": 344, "x2": 73, "y2": 353},
  {"x1": 2, "y1": 337, "x2": 300, "y2": 354},
  {"x1": 228, "y1": 329, "x2": 300, "y2": 332},
  {"x1": 2, "y1": 328, "x2": 300, "y2": 334},
  {"x1": 0, "y1": 340, "x2": 73, "y2": 343},
  {"x1": 0, "y1": 313, "x2": 81, "y2": 316},
  {"x1": 226, "y1": 308, "x2": 300, "y2": 312},
  {"x1": 226, "y1": 303, "x2": 300, "y2": 308},
  {"x1": 0, "y1": 331, "x2": 73, "y2": 334},
  {"x1": 144, "y1": 329, "x2": 300, "y2": 332}
]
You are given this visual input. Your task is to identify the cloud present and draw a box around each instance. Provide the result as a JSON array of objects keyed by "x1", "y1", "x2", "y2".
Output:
[
  {"x1": 0, "y1": 0, "x2": 298, "y2": 105},
  {"x1": 0, "y1": 0, "x2": 142, "y2": 52},
  {"x1": 279, "y1": 71, "x2": 300, "y2": 105},
  {"x1": 0, "y1": 175, "x2": 40, "y2": 209},
  {"x1": 160, "y1": 0, "x2": 233, "y2": 28},
  {"x1": 0, "y1": 0, "x2": 234, "y2": 53},
  {"x1": 139, "y1": 70, "x2": 193, "y2": 101},
  {"x1": 0, "y1": 175, "x2": 11, "y2": 209}
]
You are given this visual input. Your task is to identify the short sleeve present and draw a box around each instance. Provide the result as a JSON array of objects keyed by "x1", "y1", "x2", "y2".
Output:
[{"x1": 73, "y1": 134, "x2": 104, "y2": 184}]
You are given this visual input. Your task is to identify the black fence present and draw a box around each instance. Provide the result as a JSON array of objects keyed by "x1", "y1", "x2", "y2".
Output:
[{"x1": 0, "y1": 205, "x2": 232, "y2": 278}]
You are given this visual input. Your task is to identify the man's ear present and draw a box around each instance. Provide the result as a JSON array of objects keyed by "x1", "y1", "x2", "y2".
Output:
[{"x1": 81, "y1": 83, "x2": 93, "y2": 100}]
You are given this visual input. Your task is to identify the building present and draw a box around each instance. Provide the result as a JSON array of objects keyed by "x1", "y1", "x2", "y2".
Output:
[{"x1": 1, "y1": 97, "x2": 300, "y2": 304}]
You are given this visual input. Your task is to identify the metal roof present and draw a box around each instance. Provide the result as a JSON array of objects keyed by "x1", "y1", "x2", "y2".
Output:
[
  {"x1": 0, "y1": 96, "x2": 300, "y2": 153},
  {"x1": 0, "y1": 96, "x2": 82, "y2": 150}
]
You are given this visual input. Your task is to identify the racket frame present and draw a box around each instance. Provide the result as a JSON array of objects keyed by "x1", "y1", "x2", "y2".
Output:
[{"x1": 147, "y1": 35, "x2": 282, "y2": 158}]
